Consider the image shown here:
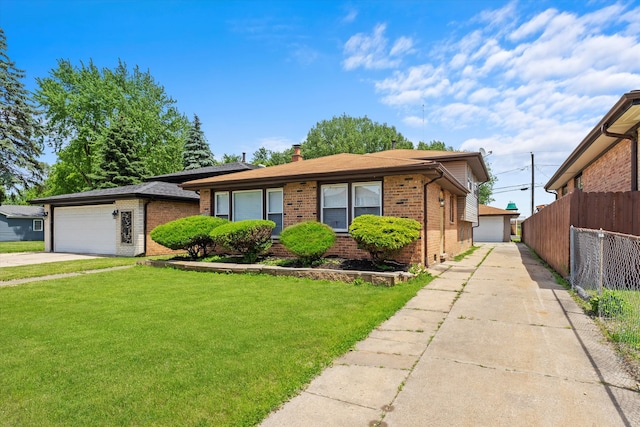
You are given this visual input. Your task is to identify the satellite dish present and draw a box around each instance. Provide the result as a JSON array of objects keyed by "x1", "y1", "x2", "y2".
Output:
[{"x1": 479, "y1": 147, "x2": 492, "y2": 158}]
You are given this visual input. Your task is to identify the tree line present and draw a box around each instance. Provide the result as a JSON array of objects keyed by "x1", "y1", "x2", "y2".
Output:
[{"x1": 0, "y1": 28, "x2": 495, "y2": 204}]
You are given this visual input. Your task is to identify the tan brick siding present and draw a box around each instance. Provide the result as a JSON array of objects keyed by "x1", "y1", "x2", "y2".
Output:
[
  {"x1": 199, "y1": 189, "x2": 211, "y2": 215},
  {"x1": 582, "y1": 139, "x2": 632, "y2": 192},
  {"x1": 146, "y1": 200, "x2": 200, "y2": 256}
]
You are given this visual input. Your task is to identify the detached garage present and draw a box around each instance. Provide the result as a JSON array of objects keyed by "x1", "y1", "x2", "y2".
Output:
[
  {"x1": 474, "y1": 204, "x2": 520, "y2": 242},
  {"x1": 30, "y1": 182, "x2": 200, "y2": 256}
]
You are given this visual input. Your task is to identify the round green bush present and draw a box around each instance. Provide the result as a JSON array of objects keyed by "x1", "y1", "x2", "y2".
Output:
[
  {"x1": 210, "y1": 219, "x2": 275, "y2": 263},
  {"x1": 150, "y1": 215, "x2": 229, "y2": 258},
  {"x1": 348, "y1": 215, "x2": 421, "y2": 264},
  {"x1": 280, "y1": 221, "x2": 336, "y2": 266}
]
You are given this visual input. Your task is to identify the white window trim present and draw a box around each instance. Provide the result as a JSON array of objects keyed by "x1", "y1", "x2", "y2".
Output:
[
  {"x1": 352, "y1": 181, "x2": 382, "y2": 219},
  {"x1": 266, "y1": 188, "x2": 284, "y2": 235},
  {"x1": 321, "y1": 183, "x2": 349, "y2": 232},
  {"x1": 214, "y1": 191, "x2": 229, "y2": 219},
  {"x1": 33, "y1": 219, "x2": 43, "y2": 232}
]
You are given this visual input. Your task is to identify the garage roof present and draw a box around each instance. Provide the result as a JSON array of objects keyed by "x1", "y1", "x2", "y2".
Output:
[
  {"x1": 29, "y1": 181, "x2": 199, "y2": 206},
  {"x1": 0, "y1": 205, "x2": 45, "y2": 218},
  {"x1": 146, "y1": 162, "x2": 258, "y2": 183}
]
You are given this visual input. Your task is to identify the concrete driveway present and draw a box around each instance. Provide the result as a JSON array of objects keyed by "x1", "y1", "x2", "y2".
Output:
[{"x1": 0, "y1": 252, "x2": 100, "y2": 268}]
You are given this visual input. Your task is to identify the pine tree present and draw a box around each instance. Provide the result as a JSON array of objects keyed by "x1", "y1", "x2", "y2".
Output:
[
  {"x1": 182, "y1": 114, "x2": 215, "y2": 170},
  {"x1": 93, "y1": 117, "x2": 147, "y2": 189},
  {"x1": 0, "y1": 28, "x2": 43, "y2": 193}
]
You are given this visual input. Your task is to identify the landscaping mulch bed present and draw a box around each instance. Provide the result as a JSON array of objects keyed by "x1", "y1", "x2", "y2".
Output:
[{"x1": 173, "y1": 255, "x2": 410, "y2": 273}]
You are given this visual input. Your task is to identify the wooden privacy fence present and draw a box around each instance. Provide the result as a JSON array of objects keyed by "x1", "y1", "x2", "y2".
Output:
[{"x1": 522, "y1": 191, "x2": 640, "y2": 277}]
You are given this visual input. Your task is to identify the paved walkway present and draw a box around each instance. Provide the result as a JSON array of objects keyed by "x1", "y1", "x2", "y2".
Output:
[
  {"x1": 261, "y1": 243, "x2": 640, "y2": 426},
  {"x1": 0, "y1": 252, "x2": 99, "y2": 268}
]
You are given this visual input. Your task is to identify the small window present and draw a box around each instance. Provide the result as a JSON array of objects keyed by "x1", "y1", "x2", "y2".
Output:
[
  {"x1": 215, "y1": 192, "x2": 229, "y2": 219},
  {"x1": 120, "y1": 211, "x2": 133, "y2": 244},
  {"x1": 449, "y1": 195, "x2": 455, "y2": 223},
  {"x1": 574, "y1": 174, "x2": 583, "y2": 190},
  {"x1": 33, "y1": 219, "x2": 43, "y2": 232},
  {"x1": 353, "y1": 182, "x2": 381, "y2": 218},
  {"x1": 233, "y1": 190, "x2": 262, "y2": 221},
  {"x1": 267, "y1": 188, "x2": 283, "y2": 235},
  {"x1": 321, "y1": 184, "x2": 348, "y2": 231}
]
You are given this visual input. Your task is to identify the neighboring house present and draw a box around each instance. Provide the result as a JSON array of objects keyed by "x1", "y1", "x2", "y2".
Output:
[
  {"x1": 523, "y1": 90, "x2": 640, "y2": 275},
  {"x1": 474, "y1": 204, "x2": 520, "y2": 242},
  {"x1": 546, "y1": 90, "x2": 640, "y2": 196},
  {"x1": 29, "y1": 163, "x2": 257, "y2": 256},
  {"x1": 181, "y1": 148, "x2": 489, "y2": 266},
  {"x1": 0, "y1": 205, "x2": 45, "y2": 242}
]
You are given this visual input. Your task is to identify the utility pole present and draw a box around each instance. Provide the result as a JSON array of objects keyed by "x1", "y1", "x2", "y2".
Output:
[{"x1": 531, "y1": 152, "x2": 534, "y2": 216}]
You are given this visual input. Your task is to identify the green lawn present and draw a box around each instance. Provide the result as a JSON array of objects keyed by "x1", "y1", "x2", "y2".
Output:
[
  {"x1": 0, "y1": 241, "x2": 44, "y2": 253},
  {"x1": 0, "y1": 257, "x2": 148, "y2": 281},
  {"x1": 0, "y1": 266, "x2": 429, "y2": 426}
]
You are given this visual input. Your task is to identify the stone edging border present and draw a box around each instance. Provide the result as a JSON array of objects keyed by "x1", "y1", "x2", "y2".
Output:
[{"x1": 138, "y1": 259, "x2": 414, "y2": 286}]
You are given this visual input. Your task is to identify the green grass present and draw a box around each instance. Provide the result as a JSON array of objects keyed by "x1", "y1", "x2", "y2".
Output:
[
  {"x1": 0, "y1": 266, "x2": 428, "y2": 426},
  {"x1": 453, "y1": 245, "x2": 480, "y2": 262},
  {"x1": 0, "y1": 257, "x2": 149, "y2": 282},
  {"x1": 0, "y1": 241, "x2": 44, "y2": 253}
]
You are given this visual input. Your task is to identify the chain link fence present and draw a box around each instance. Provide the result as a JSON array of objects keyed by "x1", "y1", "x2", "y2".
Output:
[{"x1": 570, "y1": 226, "x2": 640, "y2": 351}]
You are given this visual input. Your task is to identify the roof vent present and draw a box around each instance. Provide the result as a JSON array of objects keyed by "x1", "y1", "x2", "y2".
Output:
[{"x1": 506, "y1": 201, "x2": 518, "y2": 211}]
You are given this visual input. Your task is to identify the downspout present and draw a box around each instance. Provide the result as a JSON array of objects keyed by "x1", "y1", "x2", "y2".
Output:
[
  {"x1": 601, "y1": 123, "x2": 638, "y2": 191},
  {"x1": 423, "y1": 169, "x2": 444, "y2": 266},
  {"x1": 143, "y1": 200, "x2": 151, "y2": 256}
]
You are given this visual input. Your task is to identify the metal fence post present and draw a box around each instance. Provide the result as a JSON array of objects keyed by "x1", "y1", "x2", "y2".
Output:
[
  {"x1": 598, "y1": 228, "x2": 604, "y2": 295},
  {"x1": 570, "y1": 225, "x2": 575, "y2": 289}
]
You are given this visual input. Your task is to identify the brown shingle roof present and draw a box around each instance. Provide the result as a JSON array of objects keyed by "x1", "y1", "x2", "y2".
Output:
[
  {"x1": 181, "y1": 153, "x2": 446, "y2": 190},
  {"x1": 479, "y1": 204, "x2": 520, "y2": 216}
]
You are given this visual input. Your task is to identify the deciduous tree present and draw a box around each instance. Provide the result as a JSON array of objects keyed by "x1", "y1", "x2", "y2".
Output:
[
  {"x1": 35, "y1": 59, "x2": 188, "y2": 194},
  {"x1": 302, "y1": 114, "x2": 412, "y2": 159}
]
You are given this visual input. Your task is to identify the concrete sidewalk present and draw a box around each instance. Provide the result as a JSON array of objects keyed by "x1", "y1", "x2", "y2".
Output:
[{"x1": 261, "y1": 243, "x2": 640, "y2": 426}]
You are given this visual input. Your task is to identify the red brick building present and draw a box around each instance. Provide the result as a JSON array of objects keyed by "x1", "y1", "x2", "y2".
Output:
[
  {"x1": 182, "y1": 149, "x2": 489, "y2": 266},
  {"x1": 546, "y1": 90, "x2": 640, "y2": 196}
]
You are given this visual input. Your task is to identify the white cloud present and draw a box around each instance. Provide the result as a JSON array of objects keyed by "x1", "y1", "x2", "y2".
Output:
[
  {"x1": 342, "y1": 23, "x2": 414, "y2": 70},
  {"x1": 256, "y1": 137, "x2": 296, "y2": 152}
]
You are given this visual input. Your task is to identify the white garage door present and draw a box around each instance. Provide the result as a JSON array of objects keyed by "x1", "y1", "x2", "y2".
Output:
[
  {"x1": 474, "y1": 216, "x2": 505, "y2": 242},
  {"x1": 54, "y1": 205, "x2": 117, "y2": 255}
]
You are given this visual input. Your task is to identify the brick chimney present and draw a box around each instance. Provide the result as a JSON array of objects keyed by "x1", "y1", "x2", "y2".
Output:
[{"x1": 291, "y1": 144, "x2": 303, "y2": 162}]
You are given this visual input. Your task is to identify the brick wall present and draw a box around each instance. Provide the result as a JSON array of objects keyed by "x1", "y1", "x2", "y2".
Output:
[
  {"x1": 583, "y1": 139, "x2": 632, "y2": 192},
  {"x1": 425, "y1": 185, "x2": 441, "y2": 265},
  {"x1": 146, "y1": 200, "x2": 200, "y2": 256},
  {"x1": 283, "y1": 181, "x2": 317, "y2": 226},
  {"x1": 114, "y1": 199, "x2": 145, "y2": 256},
  {"x1": 199, "y1": 189, "x2": 211, "y2": 215}
]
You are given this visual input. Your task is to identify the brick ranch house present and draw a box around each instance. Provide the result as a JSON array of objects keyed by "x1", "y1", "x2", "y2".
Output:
[{"x1": 181, "y1": 148, "x2": 489, "y2": 266}]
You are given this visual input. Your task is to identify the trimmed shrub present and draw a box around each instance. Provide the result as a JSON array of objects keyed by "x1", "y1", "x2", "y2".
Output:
[
  {"x1": 150, "y1": 215, "x2": 228, "y2": 258},
  {"x1": 280, "y1": 221, "x2": 336, "y2": 266},
  {"x1": 210, "y1": 219, "x2": 275, "y2": 263},
  {"x1": 348, "y1": 215, "x2": 421, "y2": 265}
]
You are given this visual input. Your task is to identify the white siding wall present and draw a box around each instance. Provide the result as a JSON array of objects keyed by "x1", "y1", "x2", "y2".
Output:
[{"x1": 442, "y1": 160, "x2": 479, "y2": 223}]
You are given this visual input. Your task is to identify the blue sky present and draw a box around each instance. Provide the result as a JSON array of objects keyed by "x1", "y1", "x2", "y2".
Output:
[{"x1": 3, "y1": 0, "x2": 640, "y2": 216}]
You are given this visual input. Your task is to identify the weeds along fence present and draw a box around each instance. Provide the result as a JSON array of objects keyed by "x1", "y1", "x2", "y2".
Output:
[{"x1": 570, "y1": 226, "x2": 640, "y2": 350}]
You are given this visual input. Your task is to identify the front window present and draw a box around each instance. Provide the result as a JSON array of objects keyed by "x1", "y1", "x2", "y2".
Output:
[
  {"x1": 353, "y1": 182, "x2": 381, "y2": 218},
  {"x1": 215, "y1": 192, "x2": 229, "y2": 219},
  {"x1": 233, "y1": 190, "x2": 263, "y2": 221},
  {"x1": 267, "y1": 188, "x2": 283, "y2": 235},
  {"x1": 33, "y1": 219, "x2": 43, "y2": 232},
  {"x1": 321, "y1": 184, "x2": 348, "y2": 231}
]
